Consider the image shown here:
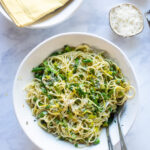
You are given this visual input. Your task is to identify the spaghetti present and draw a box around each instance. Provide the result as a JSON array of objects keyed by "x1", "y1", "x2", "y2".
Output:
[{"x1": 25, "y1": 44, "x2": 135, "y2": 146}]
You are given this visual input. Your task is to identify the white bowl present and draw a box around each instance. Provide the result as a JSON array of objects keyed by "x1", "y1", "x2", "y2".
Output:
[
  {"x1": 0, "y1": 0, "x2": 82, "y2": 29},
  {"x1": 13, "y1": 32, "x2": 139, "y2": 150}
]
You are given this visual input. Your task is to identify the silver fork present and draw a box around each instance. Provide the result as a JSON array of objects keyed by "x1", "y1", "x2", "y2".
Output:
[
  {"x1": 106, "y1": 104, "x2": 127, "y2": 150},
  {"x1": 106, "y1": 126, "x2": 114, "y2": 150},
  {"x1": 116, "y1": 104, "x2": 127, "y2": 150},
  {"x1": 145, "y1": 10, "x2": 150, "y2": 27}
]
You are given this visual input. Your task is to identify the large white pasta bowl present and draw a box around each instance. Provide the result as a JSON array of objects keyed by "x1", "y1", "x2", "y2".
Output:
[{"x1": 13, "y1": 32, "x2": 139, "y2": 150}]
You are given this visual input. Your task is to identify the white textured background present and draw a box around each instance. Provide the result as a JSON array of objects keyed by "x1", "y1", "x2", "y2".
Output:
[{"x1": 0, "y1": 0, "x2": 150, "y2": 149}]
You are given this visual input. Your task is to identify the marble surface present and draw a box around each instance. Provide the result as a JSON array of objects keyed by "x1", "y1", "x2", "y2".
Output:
[{"x1": 0, "y1": 0, "x2": 150, "y2": 150}]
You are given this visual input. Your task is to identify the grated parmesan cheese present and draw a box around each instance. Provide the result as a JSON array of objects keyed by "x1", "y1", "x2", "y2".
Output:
[{"x1": 109, "y1": 4, "x2": 144, "y2": 37}]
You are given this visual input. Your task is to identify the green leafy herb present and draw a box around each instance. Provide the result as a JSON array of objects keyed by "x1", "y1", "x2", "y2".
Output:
[
  {"x1": 72, "y1": 134, "x2": 76, "y2": 139},
  {"x1": 47, "y1": 94, "x2": 52, "y2": 100},
  {"x1": 48, "y1": 80, "x2": 54, "y2": 86},
  {"x1": 83, "y1": 59, "x2": 93, "y2": 63},
  {"x1": 50, "y1": 51, "x2": 62, "y2": 56},
  {"x1": 64, "y1": 45, "x2": 72, "y2": 52},
  {"x1": 54, "y1": 118, "x2": 60, "y2": 124},
  {"x1": 60, "y1": 119, "x2": 68, "y2": 127},
  {"x1": 74, "y1": 143, "x2": 78, "y2": 147},
  {"x1": 59, "y1": 136, "x2": 65, "y2": 140},
  {"x1": 108, "y1": 89, "x2": 114, "y2": 97},
  {"x1": 75, "y1": 58, "x2": 79, "y2": 65},
  {"x1": 79, "y1": 74, "x2": 84, "y2": 79},
  {"x1": 73, "y1": 58, "x2": 80, "y2": 73},
  {"x1": 32, "y1": 67, "x2": 45, "y2": 72},
  {"x1": 38, "y1": 101, "x2": 43, "y2": 106},
  {"x1": 112, "y1": 71, "x2": 117, "y2": 76},
  {"x1": 37, "y1": 111, "x2": 48, "y2": 119},
  {"x1": 102, "y1": 92, "x2": 108, "y2": 100},
  {"x1": 89, "y1": 94, "x2": 98, "y2": 105},
  {"x1": 33, "y1": 97, "x2": 37, "y2": 102},
  {"x1": 69, "y1": 85, "x2": 73, "y2": 91},
  {"x1": 47, "y1": 67, "x2": 57, "y2": 74},
  {"x1": 108, "y1": 107, "x2": 112, "y2": 112},
  {"x1": 43, "y1": 60, "x2": 48, "y2": 66},
  {"x1": 45, "y1": 105, "x2": 50, "y2": 109},
  {"x1": 90, "y1": 68, "x2": 95, "y2": 75},
  {"x1": 121, "y1": 79, "x2": 125, "y2": 82},
  {"x1": 41, "y1": 87, "x2": 47, "y2": 94},
  {"x1": 103, "y1": 121, "x2": 108, "y2": 127},
  {"x1": 35, "y1": 74, "x2": 42, "y2": 79},
  {"x1": 76, "y1": 88, "x2": 85, "y2": 97},
  {"x1": 110, "y1": 66, "x2": 114, "y2": 71},
  {"x1": 98, "y1": 107, "x2": 103, "y2": 112},
  {"x1": 59, "y1": 74, "x2": 67, "y2": 81},
  {"x1": 93, "y1": 138, "x2": 100, "y2": 145},
  {"x1": 69, "y1": 83, "x2": 79, "y2": 91},
  {"x1": 116, "y1": 80, "x2": 120, "y2": 84}
]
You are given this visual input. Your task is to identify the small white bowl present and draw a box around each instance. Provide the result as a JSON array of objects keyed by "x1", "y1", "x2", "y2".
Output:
[
  {"x1": 0, "y1": 0, "x2": 82, "y2": 29},
  {"x1": 13, "y1": 32, "x2": 139, "y2": 150},
  {"x1": 109, "y1": 3, "x2": 144, "y2": 37}
]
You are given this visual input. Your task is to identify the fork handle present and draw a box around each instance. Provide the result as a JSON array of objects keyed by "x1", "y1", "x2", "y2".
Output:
[
  {"x1": 106, "y1": 127, "x2": 114, "y2": 150},
  {"x1": 117, "y1": 114, "x2": 127, "y2": 150}
]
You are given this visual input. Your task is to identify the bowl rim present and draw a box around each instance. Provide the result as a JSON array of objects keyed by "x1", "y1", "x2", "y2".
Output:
[
  {"x1": 0, "y1": 0, "x2": 83, "y2": 29},
  {"x1": 13, "y1": 32, "x2": 140, "y2": 149},
  {"x1": 109, "y1": 3, "x2": 144, "y2": 38}
]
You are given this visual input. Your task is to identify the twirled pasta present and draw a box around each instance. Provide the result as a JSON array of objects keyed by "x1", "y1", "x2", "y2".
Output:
[{"x1": 25, "y1": 44, "x2": 135, "y2": 146}]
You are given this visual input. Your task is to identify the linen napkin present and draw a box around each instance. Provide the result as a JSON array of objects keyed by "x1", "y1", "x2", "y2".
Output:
[{"x1": 0, "y1": 0, "x2": 69, "y2": 27}]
